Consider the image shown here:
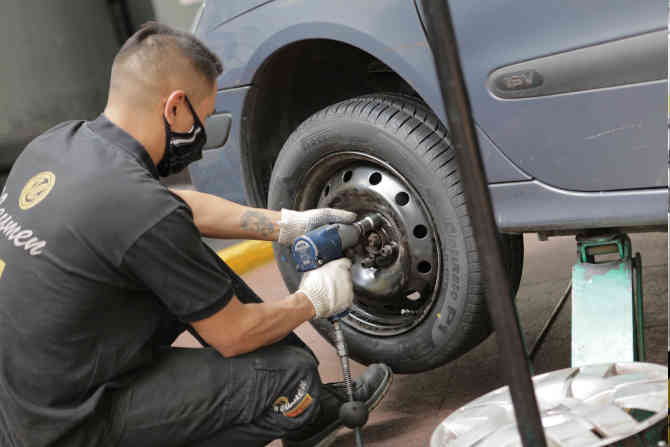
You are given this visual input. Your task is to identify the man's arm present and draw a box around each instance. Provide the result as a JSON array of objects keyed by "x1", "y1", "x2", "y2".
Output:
[
  {"x1": 191, "y1": 293, "x2": 314, "y2": 357},
  {"x1": 124, "y1": 205, "x2": 354, "y2": 358},
  {"x1": 171, "y1": 189, "x2": 281, "y2": 240},
  {"x1": 190, "y1": 258, "x2": 352, "y2": 357}
]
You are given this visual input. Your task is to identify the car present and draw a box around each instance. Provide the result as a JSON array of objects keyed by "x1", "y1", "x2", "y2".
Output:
[{"x1": 189, "y1": 0, "x2": 668, "y2": 373}]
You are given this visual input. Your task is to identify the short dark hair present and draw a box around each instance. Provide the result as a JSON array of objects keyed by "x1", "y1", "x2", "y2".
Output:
[{"x1": 116, "y1": 21, "x2": 223, "y2": 85}]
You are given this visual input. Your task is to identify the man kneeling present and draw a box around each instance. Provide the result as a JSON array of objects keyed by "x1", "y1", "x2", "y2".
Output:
[{"x1": 0, "y1": 22, "x2": 391, "y2": 447}]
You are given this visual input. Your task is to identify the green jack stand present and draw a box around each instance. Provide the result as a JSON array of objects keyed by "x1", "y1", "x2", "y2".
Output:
[{"x1": 571, "y1": 234, "x2": 645, "y2": 367}]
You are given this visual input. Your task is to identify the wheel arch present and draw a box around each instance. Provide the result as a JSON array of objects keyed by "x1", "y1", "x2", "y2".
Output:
[{"x1": 240, "y1": 33, "x2": 438, "y2": 207}]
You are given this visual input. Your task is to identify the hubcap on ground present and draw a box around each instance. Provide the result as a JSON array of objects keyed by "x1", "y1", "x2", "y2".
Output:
[
  {"x1": 296, "y1": 152, "x2": 441, "y2": 336},
  {"x1": 431, "y1": 363, "x2": 668, "y2": 446}
]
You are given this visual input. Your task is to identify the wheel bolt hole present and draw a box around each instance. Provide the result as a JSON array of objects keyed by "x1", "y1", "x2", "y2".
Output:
[
  {"x1": 343, "y1": 171, "x2": 353, "y2": 182},
  {"x1": 407, "y1": 290, "x2": 421, "y2": 301},
  {"x1": 417, "y1": 261, "x2": 431, "y2": 274},
  {"x1": 395, "y1": 191, "x2": 410, "y2": 206},
  {"x1": 413, "y1": 224, "x2": 428, "y2": 239},
  {"x1": 323, "y1": 185, "x2": 330, "y2": 196},
  {"x1": 369, "y1": 172, "x2": 382, "y2": 185}
]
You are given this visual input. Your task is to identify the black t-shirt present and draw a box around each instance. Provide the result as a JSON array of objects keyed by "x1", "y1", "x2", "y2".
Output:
[{"x1": 0, "y1": 115, "x2": 234, "y2": 446}]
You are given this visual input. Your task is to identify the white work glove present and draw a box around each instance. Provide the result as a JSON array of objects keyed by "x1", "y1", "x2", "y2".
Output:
[
  {"x1": 297, "y1": 258, "x2": 354, "y2": 320},
  {"x1": 277, "y1": 208, "x2": 357, "y2": 246}
]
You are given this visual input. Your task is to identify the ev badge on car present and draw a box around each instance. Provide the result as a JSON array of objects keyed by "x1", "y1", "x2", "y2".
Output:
[{"x1": 494, "y1": 69, "x2": 543, "y2": 91}]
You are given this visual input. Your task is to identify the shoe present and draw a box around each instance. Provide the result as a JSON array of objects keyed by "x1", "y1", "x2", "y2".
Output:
[{"x1": 282, "y1": 363, "x2": 393, "y2": 447}]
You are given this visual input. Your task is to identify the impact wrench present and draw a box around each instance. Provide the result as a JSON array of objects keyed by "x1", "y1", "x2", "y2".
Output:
[{"x1": 292, "y1": 213, "x2": 383, "y2": 447}]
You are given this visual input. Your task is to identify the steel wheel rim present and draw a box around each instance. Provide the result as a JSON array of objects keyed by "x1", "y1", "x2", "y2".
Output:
[{"x1": 295, "y1": 151, "x2": 442, "y2": 336}]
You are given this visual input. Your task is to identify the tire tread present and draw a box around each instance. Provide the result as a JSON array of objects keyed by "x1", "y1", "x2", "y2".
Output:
[{"x1": 270, "y1": 92, "x2": 523, "y2": 371}]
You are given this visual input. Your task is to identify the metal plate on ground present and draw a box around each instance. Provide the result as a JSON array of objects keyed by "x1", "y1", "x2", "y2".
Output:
[{"x1": 430, "y1": 362, "x2": 667, "y2": 447}]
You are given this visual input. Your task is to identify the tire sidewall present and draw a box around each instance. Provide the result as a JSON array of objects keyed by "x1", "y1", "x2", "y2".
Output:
[{"x1": 269, "y1": 110, "x2": 474, "y2": 373}]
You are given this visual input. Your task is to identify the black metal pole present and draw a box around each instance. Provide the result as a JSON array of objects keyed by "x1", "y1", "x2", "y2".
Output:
[
  {"x1": 419, "y1": 1, "x2": 548, "y2": 446},
  {"x1": 529, "y1": 284, "x2": 571, "y2": 360}
]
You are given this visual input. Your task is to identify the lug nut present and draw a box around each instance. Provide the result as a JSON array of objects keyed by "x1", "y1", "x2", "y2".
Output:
[
  {"x1": 367, "y1": 233, "x2": 382, "y2": 250},
  {"x1": 361, "y1": 257, "x2": 375, "y2": 268}
]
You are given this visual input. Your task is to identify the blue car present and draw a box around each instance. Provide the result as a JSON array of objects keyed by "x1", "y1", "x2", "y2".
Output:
[{"x1": 189, "y1": 0, "x2": 668, "y2": 373}]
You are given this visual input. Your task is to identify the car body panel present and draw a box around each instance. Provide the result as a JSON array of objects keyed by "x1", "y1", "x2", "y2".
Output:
[
  {"x1": 199, "y1": 0, "x2": 439, "y2": 96},
  {"x1": 194, "y1": 0, "x2": 532, "y2": 186},
  {"x1": 490, "y1": 182, "x2": 666, "y2": 233},
  {"x1": 475, "y1": 126, "x2": 532, "y2": 183},
  {"x1": 190, "y1": 86, "x2": 250, "y2": 205},
  {"x1": 445, "y1": 0, "x2": 666, "y2": 191},
  {"x1": 191, "y1": 0, "x2": 668, "y2": 231},
  {"x1": 476, "y1": 79, "x2": 666, "y2": 191},
  {"x1": 486, "y1": 31, "x2": 666, "y2": 100}
]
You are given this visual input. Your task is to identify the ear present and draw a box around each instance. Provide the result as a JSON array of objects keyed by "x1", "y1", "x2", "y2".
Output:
[{"x1": 163, "y1": 90, "x2": 185, "y2": 125}]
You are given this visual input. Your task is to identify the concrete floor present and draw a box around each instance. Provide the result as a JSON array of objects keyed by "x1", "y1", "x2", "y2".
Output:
[{"x1": 174, "y1": 232, "x2": 668, "y2": 446}]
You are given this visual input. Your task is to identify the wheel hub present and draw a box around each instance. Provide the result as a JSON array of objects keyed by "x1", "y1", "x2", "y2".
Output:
[{"x1": 309, "y1": 157, "x2": 441, "y2": 336}]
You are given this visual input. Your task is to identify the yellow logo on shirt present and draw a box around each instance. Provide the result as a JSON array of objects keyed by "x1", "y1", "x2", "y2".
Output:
[
  {"x1": 19, "y1": 171, "x2": 56, "y2": 210},
  {"x1": 0, "y1": 259, "x2": 5, "y2": 279}
]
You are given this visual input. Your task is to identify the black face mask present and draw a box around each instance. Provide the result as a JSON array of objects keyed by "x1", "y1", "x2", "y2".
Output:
[{"x1": 157, "y1": 96, "x2": 207, "y2": 177}]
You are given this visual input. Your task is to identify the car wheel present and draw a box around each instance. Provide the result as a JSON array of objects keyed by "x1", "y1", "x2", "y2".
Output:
[{"x1": 268, "y1": 93, "x2": 523, "y2": 373}]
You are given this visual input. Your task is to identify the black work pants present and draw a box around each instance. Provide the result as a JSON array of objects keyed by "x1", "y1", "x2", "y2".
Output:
[
  {"x1": 117, "y1": 264, "x2": 322, "y2": 446},
  {"x1": 60, "y1": 260, "x2": 322, "y2": 447},
  {"x1": 113, "y1": 341, "x2": 321, "y2": 447}
]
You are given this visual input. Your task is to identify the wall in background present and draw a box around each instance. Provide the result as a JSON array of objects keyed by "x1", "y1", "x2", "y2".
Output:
[{"x1": 151, "y1": 0, "x2": 202, "y2": 31}]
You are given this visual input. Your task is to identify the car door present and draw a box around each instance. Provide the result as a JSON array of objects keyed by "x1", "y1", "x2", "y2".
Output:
[{"x1": 449, "y1": 0, "x2": 667, "y2": 192}]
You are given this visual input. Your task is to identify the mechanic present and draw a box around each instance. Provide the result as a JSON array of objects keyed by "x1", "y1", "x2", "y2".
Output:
[{"x1": 0, "y1": 22, "x2": 392, "y2": 447}]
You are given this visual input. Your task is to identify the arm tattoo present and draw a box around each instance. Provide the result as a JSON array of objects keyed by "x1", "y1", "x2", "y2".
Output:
[{"x1": 240, "y1": 211, "x2": 276, "y2": 238}]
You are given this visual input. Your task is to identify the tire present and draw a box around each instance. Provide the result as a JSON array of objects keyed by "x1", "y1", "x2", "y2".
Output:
[{"x1": 268, "y1": 93, "x2": 523, "y2": 373}]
